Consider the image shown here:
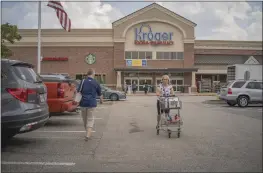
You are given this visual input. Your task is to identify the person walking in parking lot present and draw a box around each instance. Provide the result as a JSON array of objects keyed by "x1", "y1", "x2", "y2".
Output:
[
  {"x1": 143, "y1": 81, "x2": 148, "y2": 95},
  {"x1": 132, "y1": 81, "x2": 137, "y2": 94},
  {"x1": 156, "y1": 75, "x2": 175, "y2": 129},
  {"x1": 75, "y1": 69, "x2": 103, "y2": 141}
]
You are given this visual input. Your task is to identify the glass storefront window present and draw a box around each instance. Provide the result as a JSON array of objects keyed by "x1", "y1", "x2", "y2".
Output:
[
  {"x1": 156, "y1": 52, "x2": 184, "y2": 60},
  {"x1": 131, "y1": 79, "x2": 138, "y2": 85},
  {"x1": 177, "y1": 80, "x2": 183, "y2": 85},
  {"x1": 156, "y1": 79, "x2": 162, "y2": 86},
  {"x1": 146, "y1": 52, "x2": 152, "y2": 59},
  {"x1": 139, "y1": 52, "x2": 145, "y2": 59},
  {"x1": 177, "y1": 86, "x2": 184, "y2": 92},
  {"x1": 76, "y1": 74, "x2": 83, "y2": 80},
  {"x1": 125, "y1": 52, "x2": 132, "y2": 59},
  {"x1": 139, "y1": 86, "x2": 144, "y2": 91},
  {"x1": 163, "y1": 52, "x2": 170, "y2": 59},
  {"x1": 145, "y1": 79, "x2": 151, "y2": 85},
  {"x1": 125, "y1": 51, "x2": 153, "y2": 59},
  {"x1": 171, "y1": 52, "x2": 177, "y2": 59},
  {"x1": 75, "y1": 74, "x2": 105, "y2": 84},
  {"x1": 177, "y1": 52, "x2": 184, "y2": 60},
  {"x1": 125, "y1": 78, "x2": 152, "y2": 91},
  {"x1": 139, "y1": 79, "x2": 145, "y2": 85},
  {"x1": 171, "y1": 80, "x2": 177, "y2": 85},
  {"x1": 156, "y1": 52, "x2": 163, "y2": 59},
  {"x1": 125, "y1": 79, "x2": 131, "y2": 85},
  {"x1": 131, "y1": 51, "x2": 138, "y2": 59}
]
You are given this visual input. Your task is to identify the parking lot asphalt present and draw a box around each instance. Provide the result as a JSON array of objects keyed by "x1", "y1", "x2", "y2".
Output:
[{"x1": 1, "y1": 96, "x2": 262, "y2": 172}]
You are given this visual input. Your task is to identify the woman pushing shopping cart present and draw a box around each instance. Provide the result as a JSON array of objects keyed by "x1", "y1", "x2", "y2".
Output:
[{"x1": 156, "y1": 75, "x2": 183, "y2": 138}]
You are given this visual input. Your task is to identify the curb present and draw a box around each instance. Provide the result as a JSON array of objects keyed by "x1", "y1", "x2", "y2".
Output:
[
  {"x1": 203, "y1": 100, "x2": 225, "y2": 104},
  {"x1": 126, "y1": 93, "x2": 217, "y2": 96}
]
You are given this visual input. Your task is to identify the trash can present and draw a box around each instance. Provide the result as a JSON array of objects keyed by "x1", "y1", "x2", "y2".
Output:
[{"x1": 128, "y1": 86, "x2": 132, "y2": 94}]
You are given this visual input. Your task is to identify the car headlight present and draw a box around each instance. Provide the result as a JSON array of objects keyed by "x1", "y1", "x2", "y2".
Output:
[{"x1": 117, "y1": 92, "x2": 124, "y2": 95}]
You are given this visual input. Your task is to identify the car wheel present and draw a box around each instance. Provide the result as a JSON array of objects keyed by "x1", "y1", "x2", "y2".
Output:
[
  {"x1": 110, "y1": 94, "x2": 119, "y2": 101},
  {"x1": 227, "y1": 101, "x2": 236, "y2": 106},
  {"x1": 237, "y1": 96, "x2": 249, "y2": 108}
]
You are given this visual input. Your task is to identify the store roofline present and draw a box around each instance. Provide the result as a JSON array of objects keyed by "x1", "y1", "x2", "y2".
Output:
[
  {"x1": 112, "y1": 3, "x2": 197, "y2": 27},
  {"x1": 114, "y1": 68, "x2": 198, "y2": 72}
]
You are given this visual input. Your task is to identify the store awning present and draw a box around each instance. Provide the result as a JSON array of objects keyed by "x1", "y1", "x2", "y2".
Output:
[{"x1": 114, "y1": 68, "x2": 198, "y2": 72}]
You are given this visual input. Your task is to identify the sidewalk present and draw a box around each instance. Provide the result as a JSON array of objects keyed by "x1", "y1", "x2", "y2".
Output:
[{"x1": 126, "y1": 92, "x2": 217, "y2": 96}]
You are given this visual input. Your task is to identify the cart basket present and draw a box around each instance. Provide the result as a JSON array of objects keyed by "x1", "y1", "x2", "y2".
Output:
[{"x1": 159, "y1": 95, "x2": 182, "y2": 110}]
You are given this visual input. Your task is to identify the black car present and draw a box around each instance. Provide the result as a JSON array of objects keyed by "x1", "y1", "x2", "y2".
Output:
[{"x1": 1, "y1": 59, "x2": 49, "y2": 141}]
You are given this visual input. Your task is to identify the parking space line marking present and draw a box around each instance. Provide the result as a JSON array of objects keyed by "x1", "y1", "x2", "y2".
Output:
[
  {"x1": 33, "y1": 130, "x2": 96, "y2": 133},
  {"x1": 88, "y1": 118, "x2": 102, "y2": 120},
  {"x1": 1, "y1": 161, "x2": 75, "y2": 166},
  {"x1": 34, "y1": 131, "x2": 86, "y2": 133},
  {"x1": 19, "y1": 135, "x2": 98, "y2": 139},
  {"x1": 51, "y1": 117, "x2": 102, "y2": 120}
]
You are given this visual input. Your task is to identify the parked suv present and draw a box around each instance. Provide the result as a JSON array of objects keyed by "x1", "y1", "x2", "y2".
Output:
[
  {"x1": 219, "y1": 80, "x2": 263, "y2": 107},
  {"x1": 1, "y1": 59, "x2": 49, "y2": 140}
]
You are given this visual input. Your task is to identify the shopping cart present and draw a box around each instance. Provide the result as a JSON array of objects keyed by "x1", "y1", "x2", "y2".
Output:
[{"x1": 157, "y1": 95, "x2": 183, "y2": 138}]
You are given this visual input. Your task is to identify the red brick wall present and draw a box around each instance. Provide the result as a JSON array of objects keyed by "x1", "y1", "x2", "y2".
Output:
[
  {"x1": 195, "y1": 49, "x2": 262, "y2": 55},
  {"x1": 184, "y1": 72, "x2": 191, "y2": 86},
  {"x1": 113, "y1": 43, "x2": 125, "y2": 68},
  {"x1": 8, "y1": 46, "x2": 115, "y2": 84},
  {"x1": 184, "y1": 43, "x2": 195, "y2": 67}
]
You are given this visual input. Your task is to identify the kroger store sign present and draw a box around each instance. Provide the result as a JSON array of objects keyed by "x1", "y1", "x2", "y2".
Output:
[{"x1": 134, "y1": 24, "x2": 173, "y2": 45}]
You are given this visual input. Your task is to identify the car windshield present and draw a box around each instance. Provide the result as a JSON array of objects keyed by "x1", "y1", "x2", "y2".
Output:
[{"x1": 101, "y1": 85, "x2": 111, "y2": 90}]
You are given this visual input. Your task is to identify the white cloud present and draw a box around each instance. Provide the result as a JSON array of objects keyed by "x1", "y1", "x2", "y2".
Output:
[
  {"x1": 158, "y1": 2, "x2": 262, "y2": 41},
  {"x1": 2, "y1": 1, "x2": 124, "y2": 29},
  {"x1": 1, "y1": 1, "x2": 262, "y2": 41}
]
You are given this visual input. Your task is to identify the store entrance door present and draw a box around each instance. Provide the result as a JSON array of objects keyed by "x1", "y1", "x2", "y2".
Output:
[
  {"x1": 156, "y1": 78, "x2": 184, "y2": 92},
  {"x1": 139, "y1": 78, "x2": 152, "y2": 91},
  {"x1": 124, "y1": 77, "x2": 152, "y2": 91}
]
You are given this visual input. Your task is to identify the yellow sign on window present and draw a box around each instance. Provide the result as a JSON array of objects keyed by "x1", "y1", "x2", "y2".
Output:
[
  {"x1": 132, "y1": 59, "x2": 142, "y2": 66},
  {"x1": 126, "y1": 59, "x2": 147, "y2": 67}
]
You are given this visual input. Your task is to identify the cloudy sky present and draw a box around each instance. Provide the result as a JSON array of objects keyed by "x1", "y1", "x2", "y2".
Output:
[{"x1": 1, "y1": 1, "x2": 262, "y2": 41}]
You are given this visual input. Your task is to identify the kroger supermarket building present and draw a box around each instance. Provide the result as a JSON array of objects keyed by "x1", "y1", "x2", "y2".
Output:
[{"x1": 7, "y1": 3, "x2": 262, "y2": 93}]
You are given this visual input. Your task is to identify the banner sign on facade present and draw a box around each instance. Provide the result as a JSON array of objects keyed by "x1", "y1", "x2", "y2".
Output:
[
  {"x1": 42, "y1": 57, "x2": 68, "y2": 61},
  {"x1": 134, "y1": 23, "x2": 174, "y2": 45},
  {"x1": 126, "y1": 59, "x2": 147, "y2": 67}
]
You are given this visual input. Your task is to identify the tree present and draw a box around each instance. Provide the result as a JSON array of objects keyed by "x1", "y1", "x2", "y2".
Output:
[{"x1": 1, "y1": 23, "x2": 22, "y2": 58}]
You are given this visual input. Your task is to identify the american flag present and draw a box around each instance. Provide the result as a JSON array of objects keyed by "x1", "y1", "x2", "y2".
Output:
[{"x1": 47, "y1": 1, "x2": 71, "y2": 32}]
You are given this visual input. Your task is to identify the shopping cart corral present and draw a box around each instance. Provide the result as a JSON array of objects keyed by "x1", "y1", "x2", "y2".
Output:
[{"x1": 157, "y1": 96, "x2": 183, "y2": 138}]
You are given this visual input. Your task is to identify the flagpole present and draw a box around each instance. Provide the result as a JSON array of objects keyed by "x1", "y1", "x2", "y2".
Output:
[{"x1": 37, "y1": 1, "x2": 41, "y2": 74}]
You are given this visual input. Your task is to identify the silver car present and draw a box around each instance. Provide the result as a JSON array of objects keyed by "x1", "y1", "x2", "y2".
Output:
[
  {"x1": 100, "y1": 85, "x2": 126, "y2": 101},
  {"x1": 219, "y1": 80, "x2": 263, "y2": 107}
]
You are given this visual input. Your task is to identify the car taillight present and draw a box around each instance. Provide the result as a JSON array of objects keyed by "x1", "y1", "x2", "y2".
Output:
[
  {"x1": 228, "y1": 88, "x2": 232, "y2": 94},
  {"x1": 57, "y1": 83, "x2": 65, "y2": 98},
  {"x1": 6, "y1": 88, "x2": 37, "y2": 103}
]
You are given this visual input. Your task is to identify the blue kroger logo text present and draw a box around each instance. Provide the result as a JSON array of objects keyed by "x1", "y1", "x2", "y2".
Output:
[{"x1": 134, "y1": 24, "x2": 173, "y2": 41}]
